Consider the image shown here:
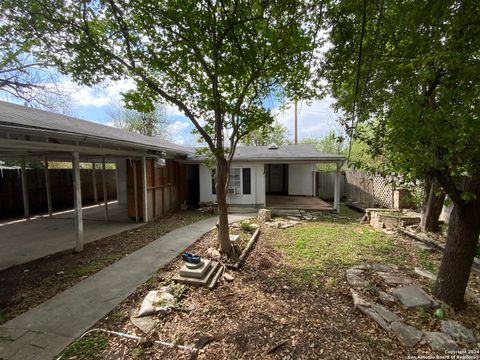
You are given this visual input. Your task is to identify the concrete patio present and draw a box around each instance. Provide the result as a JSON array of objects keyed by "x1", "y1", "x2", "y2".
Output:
[{"x1": 0, "y1": 202, "x2": 140, "y2": 271}]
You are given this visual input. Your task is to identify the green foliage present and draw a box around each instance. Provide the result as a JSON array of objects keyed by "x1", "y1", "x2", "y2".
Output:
[
  {"x1": 240, "y1": 220, "x2": 255, "y2": 232},
  {"x1": 242, "y1": 121, "x2": 288, "y2": 146},
  {"x1": 60, "y1": 333, "x2": 108, "y2": 360}
]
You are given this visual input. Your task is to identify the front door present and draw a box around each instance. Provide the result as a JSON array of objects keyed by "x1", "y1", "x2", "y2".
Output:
[{"x1": 268, "y1": 164, "x2": 287, "y2": 194}]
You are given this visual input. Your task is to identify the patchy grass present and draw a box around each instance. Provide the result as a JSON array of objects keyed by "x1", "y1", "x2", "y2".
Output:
[{"x1": 60, "y1": 333, "x2": 108, "y2": 360}]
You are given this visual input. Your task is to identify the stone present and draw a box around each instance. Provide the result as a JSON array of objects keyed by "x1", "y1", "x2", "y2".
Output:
[
  {"x1": 229, "y1": 234, "x2": 240, "y2": 242},
  {"x1": 371, "y1": 304, "x2": 402, "y2": 323},
  {"x1": 179, "y1": 259, "x2": 212, "y2": 279},
  {"x1": 390, "y1": 321, "x2": 423, "y2": 347},
  {"x1": 371, "y1": 263, "x2": 394, "y2": 272},
  {"x1": 441, "y1": 320, "x2": 477, "y2": 343},
  {"x1": 414, "y1": 267, "x2": 436, "y2": 280},
  {"x1": 379, "y1": 291, "x2": 395, "y2": 304},
  {"x1": 350, "y1": 289, "x2": 371, "y2": 308},
  {"x1": 223, "y1": 273, "x2": 235, "y2": 282},
  {"x1": 424, "y1": 331, "x2": 459, "y2": 352},
  {"x1": 257, "y1": 209, "x2": 272, "y2": 223},
  {"x1": 206, "y1": 247, "x2": 221, "y2": 258},
  {"x1": 413, "y1": 241, "x2": 434, "y2": 251},
  {"x1": 346, "y1": 272, "x2": 369, "y2": 288},
  {"x1": 377, "y1": 272, "x2": 412, "y2": 286},
  {"x1": 392, "y1": 285, "x2": 436, "y2": 309},
  {"x1": 358, "y1": 306, "x2": 391, "y2": 332},
  {"x1": 130, "y1": 312, "x2": 156, "y2": 334},
  {"x1": 287, "y1": 216, "x2": 301, "y2": 221}
]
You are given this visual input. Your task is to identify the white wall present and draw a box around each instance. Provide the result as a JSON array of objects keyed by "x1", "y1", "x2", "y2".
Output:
[
  {"x1": 199, "y1": 162, "x2": 265, "y2": 207},
  {"x1": 288, "y1": 163, "x2": 315, "y2": 196}
]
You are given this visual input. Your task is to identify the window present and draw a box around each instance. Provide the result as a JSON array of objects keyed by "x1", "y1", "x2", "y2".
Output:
[
  {"x1": 229, "y1": 168, "x2": 241, "y2": 194},
  {"x1": 211, "y1": 169, "x2": 216, "y2": 194}
]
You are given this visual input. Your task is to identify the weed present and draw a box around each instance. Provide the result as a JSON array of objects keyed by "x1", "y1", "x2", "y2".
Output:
[
  {"x1": 60, "y1": 333, "x2": 108, "y2": 360},
  {"x1": 240, "y1": 220, "x2": 255, "y2": 232}
]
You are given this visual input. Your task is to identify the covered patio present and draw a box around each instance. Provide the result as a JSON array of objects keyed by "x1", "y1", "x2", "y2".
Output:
[{"x1": 266, "y1": 194, "x2": 335, "y2": 212}]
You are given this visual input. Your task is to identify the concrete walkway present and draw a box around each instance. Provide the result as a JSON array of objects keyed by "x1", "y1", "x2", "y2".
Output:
[{"x1": 0, "y1": 213, "x2": 253, "y2": 360}]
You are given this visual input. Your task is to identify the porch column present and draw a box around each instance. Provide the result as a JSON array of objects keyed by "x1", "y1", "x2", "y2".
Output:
[
  {"x1": 92, "y1": 162, "x2": 98, "y2": 204},
  {"x1": 102, "y1": 157, "x2": 108, "y2": 222},
  {"x1": 141, "y1": 155, "x2": 148, "y2": 223},
  {"x1": 44, "y1": 156, "x2": 52, "y2": 217},
  {"x1": 133, "y1": 160, "x2": 139, "y2": 222},
  {"x1": 334, "y1": 162, "x2": 341, "y2": 213},
  {"x1": 115, "y1": 159, "x2": 120, "y2": 202},
  {"x1": 73, "y1": 151, "x2": 84, "y2": 251},
  {"x1": 21, "y1": 158, "x2": 29, "y2": 218}
]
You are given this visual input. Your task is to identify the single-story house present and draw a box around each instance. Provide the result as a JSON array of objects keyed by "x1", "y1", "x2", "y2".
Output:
[{"x1": 0, "y1": 100, "x2": 344, "y2": 253}]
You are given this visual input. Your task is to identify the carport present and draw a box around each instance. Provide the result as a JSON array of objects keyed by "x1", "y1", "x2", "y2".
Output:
[{"x1": 0, "y1": 101, "x2": 191, "y2": 268}]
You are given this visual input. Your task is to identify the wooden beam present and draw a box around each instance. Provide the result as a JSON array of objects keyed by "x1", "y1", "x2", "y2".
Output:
[
  {"x1": 92, "y1": 162, "x2": 98, "y2": 204},
  {"x1": 73, "y1": 151, "x2": 84, "y2": 251},
  {"x1": 115, "y1": 160, "x2": 120, "y2": 202},
  {"x1": 44, "y1": 156, "x2": 52, "y2": 217},
  {"x1": 21, "y1": 158, "x2": 30, "y2": 218},
  {"x1": 141, "y1": 156, "x2": 148, "y2": 223},
  {"x1": 133, "y1": 160, "x2": 139, "y2": 222},
  {"x1": 102, "y1": 156, "x2": 109, "y2": 222},
  {"x1": 334, "y1": 162, "x2": 341, "y2": 213}
]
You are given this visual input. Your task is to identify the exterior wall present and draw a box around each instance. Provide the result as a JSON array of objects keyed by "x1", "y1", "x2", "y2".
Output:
[
  {"x1": 199, "y1": 161, "x2": 265, "y2": 207},
  {"x1": 288, "y1": 163, "x2": 315, "y2": 196}
]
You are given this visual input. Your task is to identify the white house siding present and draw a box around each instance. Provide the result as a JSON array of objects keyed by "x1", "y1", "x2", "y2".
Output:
[
  {"x1": 288, "y1": 163, "x2": 315, "y2": 196},
  {"x1": 199, "y1": 162, "x2": 265, "y2": 207}
]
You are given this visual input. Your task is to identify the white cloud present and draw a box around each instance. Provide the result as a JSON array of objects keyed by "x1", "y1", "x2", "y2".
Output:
[{"x1": 167, "y1": 120, "x2": 189, "y2": 133}]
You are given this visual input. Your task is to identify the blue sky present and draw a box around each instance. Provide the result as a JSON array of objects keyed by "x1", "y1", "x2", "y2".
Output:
[{"x1": 2, "y1": 77, "x2": 343, "y2": 146}]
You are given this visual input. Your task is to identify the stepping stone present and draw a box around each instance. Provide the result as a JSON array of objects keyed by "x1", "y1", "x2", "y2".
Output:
[
  {"x1": 371, "y1": 263, "x2": 395, "y2": 272},
  {"x1": 414, "y1": 267, "x2": 436, "y2": 280},
  {"x1": 346, "y1": 272, "x2": 369, "y2": 288},
  {"x1": 441, "y1": 320, "x2": 477, "y2": 343},
  {"x1": 424, "y1": 331, "x2": 459, "y2": 351},
  {"x1": 358, "y1": 306, "x2": 390, "y2": 332},
  {"x1": 390, "y1": 321, "x2": 423, "y2": 347},
  {"x1": 377, "y1": 272, "x2": 412, "y2": 286},
  {"x1": 179, "y1": 260, "x2": 212, "y2": 279},
  {"x1": 350, "y1": 289, "x2": 372, "y2": 308},
  {"x1": 392, "y1": 285, "x2": 436, "y2": 309},
  {"x1": 379, "y1": 291, "x2": 395, "y2": 304},
  {"x1": 371, "y1": 304, "x2": 402, "y2": 323}
]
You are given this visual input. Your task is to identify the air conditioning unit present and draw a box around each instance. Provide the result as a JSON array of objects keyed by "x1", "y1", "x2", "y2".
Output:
[{"x1": 154, "y1": 157, "x2": 166, "y2": 168}]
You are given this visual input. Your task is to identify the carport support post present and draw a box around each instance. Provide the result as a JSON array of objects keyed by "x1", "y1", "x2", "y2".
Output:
[
  {"x1": 92, "y1": 162, "x2": 98, "y2": 204},
  {"x1": 141, "y1": 155, "x2": 148, "y2": 223},
  {"x1": 73, "y1": 151, "x2": 84, "y2": 251},
  {"x1": 21, "y1": 158, "x2": 29, "y2": 218},
  {"x1": 133, "y1": 160, "x2": 139, "y2": 222},
  {"x1": 102, "y1": 157, "x2": 108, "y2": 222},
  {"x1": 334, "y1": 162, "x2": 341, "y2": 213},
  {"x1": 44, "y1": 156, "x2": 52, "y2": 217}
]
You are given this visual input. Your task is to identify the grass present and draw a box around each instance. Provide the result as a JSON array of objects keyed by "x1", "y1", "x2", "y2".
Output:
[
  {"x1": 60, "y1": 333, "x2": 108, "y2": 360},
  {"x1": 273, "y1": 205, "x2": 411, "y2": 287}
]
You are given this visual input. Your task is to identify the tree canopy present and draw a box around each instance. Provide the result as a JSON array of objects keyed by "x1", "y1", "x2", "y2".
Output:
[{"x1": 242, "y1": 121, "x2": 288, "y2": 146}]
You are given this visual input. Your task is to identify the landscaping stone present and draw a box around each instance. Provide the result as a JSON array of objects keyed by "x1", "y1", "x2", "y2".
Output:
[
  {"x1": 441, "y1": 320, "x2": 477, "y2": 343},
  {"x1": 350, "y1": 289, "x2": 371, "y2": 308},
  {"x1": 414, "y1": 267, "x2": 436, "y2": 280},
  {"x1": 377, "y1": 272, "x2": 412, "y2": 286},
  {"x1": 392, "y1": 285, "x2": 436, "y2": 309},
  {"x1": 287, "y1": 216, "x2": 301, "y2": 221},
  {"x1": 346, "y1": 268, "x2": 369, "y2": 288},
  {"x1": 130, "y1": 312, "x2": 156, "y2": 334},
  {"x1": 371, "y1": 304, "x2": 402, "y2": 323},
  {"x1": 424, "y1": 331, "x2": 459, "y2": 351},
  {"x1": 379, "y1": 291, "x2": 395, "y2": 304},
  {"x1": 257, "y1": 209, "x2": 272, "y2": 223},
  {"x1": 371, "y1": 263, "x2": 394, "y2": 272},
  {"x1": 390, "y1": 321, "x2": 423, "y2": 347},
  {"x1": 358, "y1": 306, "x2": 391, "y2": 332}
]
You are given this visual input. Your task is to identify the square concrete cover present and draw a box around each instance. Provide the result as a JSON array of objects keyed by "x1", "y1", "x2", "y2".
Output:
[{"x1": 392, "y1": 285, "x2": 435, "y2": 309}]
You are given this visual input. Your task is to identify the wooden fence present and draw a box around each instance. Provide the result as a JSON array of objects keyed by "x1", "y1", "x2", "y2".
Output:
[
  {"x1": 316, "y1": 170, "x2": 394, "y2": 209},
  {"x1": 0, "y1": 168, "x2": 117, "y2": 219}
]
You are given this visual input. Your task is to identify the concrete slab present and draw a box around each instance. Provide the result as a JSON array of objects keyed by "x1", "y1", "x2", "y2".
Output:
[
  {"x1": 0, "y1": 202, "x2": 141, "y2": 270},
  {"x1": 179, "y1": 259, "x2": 212, "y2": 278},
  {"x1": 392, "y1": 285, "x2": 436, "y2": 309},
  {"x1": 0, "y1": 213, "x2": 253, "y2": 360},
  {"x1": 174, "y1": 261, "x2": 221, "y2": 286}
]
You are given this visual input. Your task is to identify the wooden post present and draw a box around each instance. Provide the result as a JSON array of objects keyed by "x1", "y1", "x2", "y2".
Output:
[
  {"x1": 133, "y1": 160, "x2": 139, "y2": 222},
  {"x1": 115, "y1": 159, "x2": 120, "y2": 202},
  {"x1": 141, "y1": 156, "x2": 148, "y2": 223},
  {"x1": 294, "y1": 100, "x2": 298, "y2": 145},
  {"x1": 92, "y1": 162, "x2": 98, "y2": 204},
  {"x1": 102, "y1": 157, "x2": 108, "y2": 222},
  {"x1": 313, "y1": 165, "x2": 316, "y2": 197},
  {"x1": 21, "y1": 158, "x2": 29, "y2": 218},
  {"x1": 44, "y1": 156, "x2": 52, "y2": 217},
  {"x1": 73, "y1": 151, "x2": 84, "y2": 251},
  {"x1": 334, "y1": 162, "x2": 341, "y2": 213}
]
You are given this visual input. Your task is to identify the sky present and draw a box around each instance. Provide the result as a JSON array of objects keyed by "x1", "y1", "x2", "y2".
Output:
[{"x1": 2, "y1": 76, "x2": 343, "y2": 146}]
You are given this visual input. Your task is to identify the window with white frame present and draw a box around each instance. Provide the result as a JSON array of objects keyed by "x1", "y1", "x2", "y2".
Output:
[{"x1": 228, "y1": 168, "x2": 241, "y2": 194}]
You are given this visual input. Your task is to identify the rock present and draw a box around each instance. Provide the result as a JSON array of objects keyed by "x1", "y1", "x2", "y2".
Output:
[
  {"x1": 279, "y1": 224, "x2": 294, "y2": 229},
  {"x1": 223, "y1": 273, "x2": 235, "y2": 282},
  {"x1": 346, "y1": 272, "x2": 369, "y2": 288},
  {"x1": 392, "y1": 285, "x2": 437, "y2": 309},
  {"x1": 358, "y1": 306, "x2": 391, "y2": 332},
  {"x1": 390, "y1": 321, "x2": 423, "y2": 347},
  {"x1": 206, "y1": 247, "x2": 221, "y2": 259},
  {"x1": 257, "y1": 209, "x2": 272, "y2": 223},
  {"x1": 250, "y1": 223, "x2": 260, "y2": 230},
  {"x1": 424, "y1": 331, "x2": 459, "y2": 352},
  {"x1": 350, "y1": 289, "x2": 371, "y2": 308},
  {"x1": 414, "y1": 267, "x2": 436, "y2": 280},
  {"x1": 371, "y1": 304, "x2": 402, "y2": 323},
  {"x1": 287, "y1": 216, "x2": 301, "y2": 221},
  {"x1": 130, "y1": 312, "x2": 155, "y2": 334},
  {"x1": 377, "y1": 272, "x2": 412, "y2": 286},
  {"x1": 441, "y1": 320, "x2": 477, "y2": 343},
  {"x1": 413, "y1": 241, "x2": 434, "y2": 251},
  {"x1": 379, "y1": 291, "x2": 395, "y2": 304},
  {"x1": 371, "y1": 263, "x2": 394, "y2": 272}
]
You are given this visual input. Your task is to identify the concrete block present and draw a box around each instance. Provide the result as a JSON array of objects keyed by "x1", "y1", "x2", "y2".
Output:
[{"x1": 179, "y1": 260, "x2": 212, "y2": 279}]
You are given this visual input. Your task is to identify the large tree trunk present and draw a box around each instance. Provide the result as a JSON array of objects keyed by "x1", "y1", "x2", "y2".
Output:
[
  {"x1": 215, "y1": 157, "x2": 232, "y2": 255},
  {"x1": 420, "y1": 177, "x2": 446, "y2": 232},
  {"x1": 433, "y1": 174, "x2": 480, "y2": 308}
]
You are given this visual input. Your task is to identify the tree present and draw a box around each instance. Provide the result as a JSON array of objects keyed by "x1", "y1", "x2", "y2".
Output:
[
  {"x1": 5, "y1": 0, "x2": 320, "y2": 255},
  {"x1": 242, "y1": 121, "x2": 288, "y2": 146},
  {"x1": 109, "y1": 101, "x2": 171, "y2": 138},
  {"x1": 323, "y1": 0, "x2": 480, "y2": 307}
]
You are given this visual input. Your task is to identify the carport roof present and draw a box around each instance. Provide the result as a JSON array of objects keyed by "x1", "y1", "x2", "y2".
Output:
[{"x1": 0, "y1": 100, "x2": 192, "y2": 156}]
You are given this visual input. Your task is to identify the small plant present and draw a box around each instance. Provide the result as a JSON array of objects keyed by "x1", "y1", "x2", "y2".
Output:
[
  {"x1": 365, "y1": 284, "x2": 380, "y2": 297},
  {"x1": 240, "y1": 220, "x2": 255, "y2": 232},
  {"x1": 60, "y1": 333, "x2": 108, "y2": 360}
]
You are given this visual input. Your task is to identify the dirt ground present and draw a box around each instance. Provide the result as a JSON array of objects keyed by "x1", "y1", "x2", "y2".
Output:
[
  {"x1": 60, "y1": 210, "x2": 480, "y2": 360},
  {"x1": 0, "y1": 211, "x2": 211, "y2": 324}
]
